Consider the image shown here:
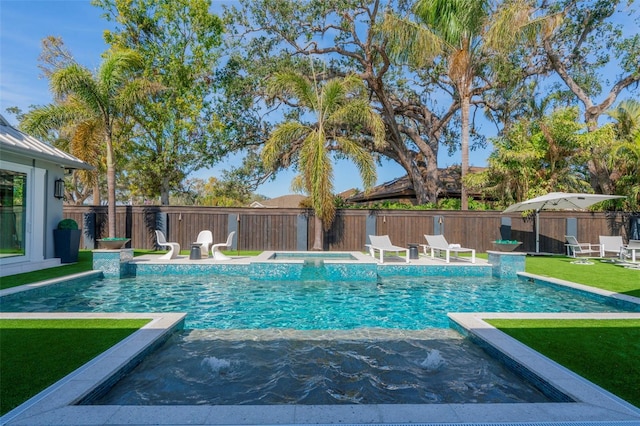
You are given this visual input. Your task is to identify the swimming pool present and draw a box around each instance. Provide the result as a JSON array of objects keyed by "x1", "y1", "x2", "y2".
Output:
[{"x1": 1, "y1": 274, "x2": 632, "y2": 329}]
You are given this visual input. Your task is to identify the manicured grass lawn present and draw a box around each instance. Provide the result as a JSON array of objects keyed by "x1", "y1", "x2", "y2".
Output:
[
  {"x1": 486, "y1": 318, "x2": 640, "y2": 408},
  {"x1": 525, "y1": 255, "x2": 640, "y2": 298},
  {"x1": 0, "y1": 251, "x2": 95, "y2": 290},
  {"x1": 0, "y1": 318, "x2": 150, "y2": 415}
]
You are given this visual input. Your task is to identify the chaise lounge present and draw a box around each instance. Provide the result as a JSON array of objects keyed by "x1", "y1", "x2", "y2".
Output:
[
  {"x1": 422, "y1": 234, "x2": 475, "y2": 264},
  {"x1": 565, "y1": 235, "x2": 601, "y2": 258},
  {"x1": 599, "y1": 235, "x2": 624, "y2": 259},
  {"x1": 366, "y1": 235, "x2": 410, "y2": 264}
]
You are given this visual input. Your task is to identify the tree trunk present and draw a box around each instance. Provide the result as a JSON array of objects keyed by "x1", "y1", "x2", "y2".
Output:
[
  {"x1": 105, "y1": 133, "x2": 116, "y2": 238},
  {"x1": 161, "y1": 176, "x2": 171, "y2": 205},
  {"x1": 460, "y1": 92, "x2": 470, "y2": 210},
  {"x1": 312, "y1": 214, "x2": 323, "y2": 250}
]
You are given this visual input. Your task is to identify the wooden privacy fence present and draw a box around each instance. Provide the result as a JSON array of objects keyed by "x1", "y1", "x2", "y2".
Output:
[{"x1": 63, "y1": 205, "x2": 635, "y2": 254}]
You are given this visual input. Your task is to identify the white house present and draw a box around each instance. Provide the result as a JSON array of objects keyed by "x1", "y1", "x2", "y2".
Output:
[{"x1": 0, "y1": 114, "x2": 92, "y2": 277}]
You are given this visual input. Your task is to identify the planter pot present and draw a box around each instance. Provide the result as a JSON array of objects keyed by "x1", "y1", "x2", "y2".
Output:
[
  {"x1": 54, "y1": 229, "x2": 82, "y2": 263},
  {"x1": 97, "y1": 238, "x2": 130, "y2": 250},
  {"x1": 491, "y1": 241, "x2": 522, "y2": 252}
]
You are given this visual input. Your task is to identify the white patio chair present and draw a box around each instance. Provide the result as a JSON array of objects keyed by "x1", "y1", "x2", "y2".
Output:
[
  {"x1": 155, "y1": 230, "x2": 180, "y2": 260},
  {"x1": 564, "y1": 235, "x2": 601, "y2": 258},
  {"x1": 422, "y1": 234, "x2": 475, "y2": 264},
  {"x1": 211, "y1": 231, "x2": 235, "y2": 260},
  {"x1": 620, "y1": 239, "x2": 640, "y2": 263},
  {"x1": 366, "y1": 235, "x2": 410, "y2": 264},
  {"x1": 599, "y1": 235, "x2": 624, "y2": 258},
  {"x1": 196, "y1": 230, "x2": 213, "y2": 258}
]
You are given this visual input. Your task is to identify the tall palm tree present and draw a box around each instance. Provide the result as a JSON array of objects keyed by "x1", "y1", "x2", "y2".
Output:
[
  {"x1": 21, "y1": 49, "x2": 157, "y2": 237},
  {"x1": 262, "y1": 71, "x2": 385, "y2": 250},
  {"x1": 383, "y1": 0, "x2": 540, "y2": 209}
]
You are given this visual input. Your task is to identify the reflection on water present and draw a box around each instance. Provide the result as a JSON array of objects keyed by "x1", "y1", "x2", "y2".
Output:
[{"x1": 91, "y1": 328, "x2": 552, "y2": 405}]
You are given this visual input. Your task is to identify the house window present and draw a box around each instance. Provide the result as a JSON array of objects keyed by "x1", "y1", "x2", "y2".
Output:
[{"x1": 0, "y1": 169, "x2": 27, "y2": 258}]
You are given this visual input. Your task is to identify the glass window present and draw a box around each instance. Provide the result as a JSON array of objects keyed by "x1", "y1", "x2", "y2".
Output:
[{"x1": 0, "y1": 169, "x2": 27, "y2": 258}]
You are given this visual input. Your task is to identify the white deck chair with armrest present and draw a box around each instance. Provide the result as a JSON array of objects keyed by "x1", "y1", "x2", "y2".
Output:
[
  {"x1": 196, "y1": 230, "x2": 213, "y2": 258},
  {"x1": 620, "y1": 239, "x2": 640, "y2": 263},
  {"x1": 422, "y1": 234, "x2": 475, "y2": 264},
  {"x1": 599, "y1": 235, "x2": 624, "y2": 258},
  {"x1": 366, "y1": 235, "x2": 410, "y2": 264},
  {"x1": 211, "y1": 231, "x2": 235, "y2": 260},
  {"x1": 155, "y1": 230, "x2": 180, "y2": 260},
  {"x1": 564, "y1": 235, "x2": 601, "y2": 258}
]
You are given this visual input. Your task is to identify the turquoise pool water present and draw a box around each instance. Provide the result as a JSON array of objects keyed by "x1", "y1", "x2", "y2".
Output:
[{"x1": 1, "y1": 274, "x2": 631, "y2": 329}]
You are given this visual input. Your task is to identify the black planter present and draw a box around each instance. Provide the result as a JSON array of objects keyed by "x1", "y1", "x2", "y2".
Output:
[{"x1": 54, "y1": 229, "x2": 82, "y2": 263}]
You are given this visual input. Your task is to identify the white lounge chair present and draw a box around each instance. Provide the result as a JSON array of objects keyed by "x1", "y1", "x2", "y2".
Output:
[
  {"x1": 196, "y1": 230, "x2": 213, "y2": 258},
  {"x1": 422, "y1": 234, "x2": 475, "y2": 264},
  {"x1": 565, "y1": 235, "x2": 601, "y2": 258},
  {"x1": 599, "y1": 235, "x2": 624, "y2": 258},
  {"x1": 366, "y1": 235, "x2": 410, "y2": 264},
  {"x1": 620, "y1": 239, "x2": 640, "y2": 263},
  {"x1": 211, "y1": 231, "x2": 235, "y2": 260},
  {"x1": 155, "y1": 230, "x2": 180, "y2": 260}
]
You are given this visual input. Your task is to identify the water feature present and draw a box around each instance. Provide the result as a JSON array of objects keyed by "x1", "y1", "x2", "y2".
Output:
[{"x1": 89, "y1": 328, "x2": 552, "y2": 405}]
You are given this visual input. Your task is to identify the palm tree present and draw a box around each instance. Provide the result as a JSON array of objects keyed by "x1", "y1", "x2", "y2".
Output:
[
  {"x1": 262, "y1": 71, "x2": 385, "y2": 250},
  {"x1": 608, "y1": 100, "x2": 640, "y2": 209},
  {"x1": 21, "y1": 101, "x2": 104, "y2": 205},
  {"x1": 21, "y1": 49, "x2": 157, "y2": 237},
  {"x1": 383, "y1": 0, "x2": 540, "y2": 209}
]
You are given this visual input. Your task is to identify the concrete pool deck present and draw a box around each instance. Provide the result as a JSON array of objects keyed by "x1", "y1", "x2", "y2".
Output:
[{"x1": 1, "y1": 253, "x2": 640, "y2": 425}]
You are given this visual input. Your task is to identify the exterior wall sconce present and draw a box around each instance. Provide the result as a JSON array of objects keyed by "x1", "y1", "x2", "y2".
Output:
[{"x1": 54, "y1": 178, "x2": 65, "y2": 199}]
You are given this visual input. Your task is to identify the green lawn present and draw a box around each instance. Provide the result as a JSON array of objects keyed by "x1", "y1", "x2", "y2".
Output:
[
  {"x1": 486, "y1": 318, "x2": 640, "y2": 407},
  {"x1": 525, "y1": 255, "x2": 640, "y2": 298},
  {"x1": 0, "y1": 318, "x2": 150, "y2": 415}
]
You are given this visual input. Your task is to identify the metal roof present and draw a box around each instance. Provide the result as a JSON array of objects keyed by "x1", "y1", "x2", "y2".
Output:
[{"x1": 0, "y1": 114, "x2": 93, "y2": 170}]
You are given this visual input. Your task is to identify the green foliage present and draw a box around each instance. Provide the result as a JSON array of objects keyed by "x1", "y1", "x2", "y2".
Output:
[
  {"x1": 465, "y1": 107, "x2": 593, "y2": 208},
  {"x1": 0, "y1": 319, "x2": 150, "y2": 415},
  {"x1": 56, "y1": 218, "x2": 78, "y2": 230},
  {"x1": 94, "y1": 0, "x2": 225, "y2": 205}
]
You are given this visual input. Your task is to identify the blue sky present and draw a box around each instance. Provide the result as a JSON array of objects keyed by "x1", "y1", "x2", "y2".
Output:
[
  {"x1": 0, "y1": 0, "x2": 485, "y2": 198},
  {"x1": 2, "y1": 1, "x2": 634, "y2": 199}
]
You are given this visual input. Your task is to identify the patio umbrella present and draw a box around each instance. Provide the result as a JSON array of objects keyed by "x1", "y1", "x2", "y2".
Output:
[{"x1": 502, "y1": 192, "x2": 625, "y2": 253}]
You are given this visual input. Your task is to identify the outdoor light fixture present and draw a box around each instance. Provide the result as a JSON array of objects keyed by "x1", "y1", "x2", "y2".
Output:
[{"x1": 54, "y1": 178, "x2": 65, "y2": 199}]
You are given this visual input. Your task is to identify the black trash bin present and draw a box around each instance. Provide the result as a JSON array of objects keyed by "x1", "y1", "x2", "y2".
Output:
[
  {"x1": 189, "y1": 243, "x2": 202, "y2": 260},
  {"x1": 408, "y1": 243, "x2": 420, "y2": 260}
]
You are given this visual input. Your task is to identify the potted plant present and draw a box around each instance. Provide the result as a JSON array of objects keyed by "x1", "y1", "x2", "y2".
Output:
[{"x1": 53, "y1": 218, "x2": 81, "y2": 263}]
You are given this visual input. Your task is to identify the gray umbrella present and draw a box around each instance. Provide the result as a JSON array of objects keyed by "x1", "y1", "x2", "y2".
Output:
[{"x1": 503, "y1": 192, "x2": 626, "y2": 252}]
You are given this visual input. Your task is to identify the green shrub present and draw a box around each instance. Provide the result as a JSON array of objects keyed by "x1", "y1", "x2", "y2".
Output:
[{"x1": 57, "y1": 219, "x2": 78, "y2": 230}]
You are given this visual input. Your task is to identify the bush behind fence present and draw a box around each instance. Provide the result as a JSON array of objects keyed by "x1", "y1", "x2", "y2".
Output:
[{"x1": 63, "y1": 205, "x2": 635, "y2": 255}]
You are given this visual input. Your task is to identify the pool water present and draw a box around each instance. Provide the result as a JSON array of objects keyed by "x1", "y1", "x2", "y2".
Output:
[
  {"x1": 91, "y1": 328, "x2": 552, "y2": 405},
  {"x1": 3, "y1": 273, "x2": 630, "y2": 407},
  {"x1": 1, "y1": 274, "x2": 630, "y2": 329}
]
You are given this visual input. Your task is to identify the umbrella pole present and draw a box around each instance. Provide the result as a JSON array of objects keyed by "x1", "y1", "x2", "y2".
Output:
[{"x1": 535, "y1": 210, "x2": 540, "y2": 253}]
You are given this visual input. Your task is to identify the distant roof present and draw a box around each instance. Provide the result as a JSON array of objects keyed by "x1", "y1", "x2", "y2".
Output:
[
  {"x1": 250, "y1": 194, "x2": 307, "y2": 208},
  {"x1": 346, "y1": 166, "x2": 487, "y2": 203},
  {"x1": 0, "y1": 114, "x2": 93, "y2": 170}
]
